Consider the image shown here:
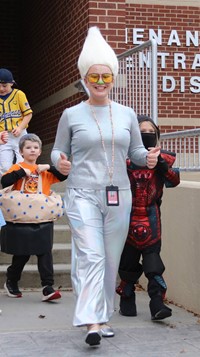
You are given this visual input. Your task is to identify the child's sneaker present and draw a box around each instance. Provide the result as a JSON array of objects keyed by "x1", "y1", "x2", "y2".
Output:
[
  {"x1": 4, "y1": 280, "x2": 22, "y2": 298},
  {"x1": 150, "y1": 296, "x2": 172, "y2": 321},
  {"x1": 42, "y1": 286, "x2": 61, "y2": 302},
  {"x1": 119, "y1": 295, "x2": 137, "y2": 316}
]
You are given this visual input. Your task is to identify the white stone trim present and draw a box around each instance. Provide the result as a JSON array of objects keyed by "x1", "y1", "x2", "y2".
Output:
[
  {"x1": 32, "y1": 83, "x2": 78, "y2": 114},
  {"x1": 126, "y1": 0, "x2": 199, "y2": 6},
  {"x1": 158, "y1": 117, "x2": 200, "y2": 127}
]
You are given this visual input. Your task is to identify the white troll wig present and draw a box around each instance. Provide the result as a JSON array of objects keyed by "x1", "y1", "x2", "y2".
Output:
[{"x1": 78, "y1": 26, "x2": 119, "y2": 78}]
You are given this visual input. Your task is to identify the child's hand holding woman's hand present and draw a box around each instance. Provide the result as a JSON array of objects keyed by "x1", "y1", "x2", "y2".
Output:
[
  {"x1": 37, "y1": 164, "x2": 50, "y2": 174},
  {"x1": 23, "y1": 168, "x2": 32, "y2": 176}
]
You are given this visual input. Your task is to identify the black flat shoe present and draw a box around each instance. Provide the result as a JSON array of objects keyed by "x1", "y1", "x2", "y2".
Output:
[{"x1": 85, "y1": 331, "x2": 101, "y2": 346}]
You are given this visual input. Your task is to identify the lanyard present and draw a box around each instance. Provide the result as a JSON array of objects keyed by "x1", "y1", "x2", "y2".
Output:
[{"x1": 89, "y1": 102, "x2": 115, "y2": 185}]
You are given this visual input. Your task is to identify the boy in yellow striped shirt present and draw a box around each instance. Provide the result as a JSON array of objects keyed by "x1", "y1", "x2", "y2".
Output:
[{"x1": 0, "y1": 68, "x2": 32, "y2": 177}]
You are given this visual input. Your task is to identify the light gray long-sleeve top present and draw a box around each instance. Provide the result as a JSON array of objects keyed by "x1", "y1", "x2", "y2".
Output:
[{"x1": 51, "y1": 101, "x2": 148, "y2": 190}]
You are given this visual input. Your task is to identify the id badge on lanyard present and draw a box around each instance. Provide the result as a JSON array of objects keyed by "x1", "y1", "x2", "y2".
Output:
[{"x1": 106, "y1": 185, "x2": 119, "y2": 206}]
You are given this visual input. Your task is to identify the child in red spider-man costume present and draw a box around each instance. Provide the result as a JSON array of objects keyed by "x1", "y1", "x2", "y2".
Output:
[{"x1": 116, "y1": 115, "x2": 180, "y2": 320}]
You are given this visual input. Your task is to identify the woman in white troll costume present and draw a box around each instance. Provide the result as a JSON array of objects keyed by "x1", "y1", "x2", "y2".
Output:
[{"x1": 51, "y1": 26, "x2": 159, "y2": 346}]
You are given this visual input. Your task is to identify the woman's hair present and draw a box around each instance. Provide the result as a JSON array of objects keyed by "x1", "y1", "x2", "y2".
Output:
[
  {"x1": 78, "y1": 26, "x2": 119, "y2": 78},
  {"x1": 19, "y1": 133, "x2": 42, "y2": 151}
]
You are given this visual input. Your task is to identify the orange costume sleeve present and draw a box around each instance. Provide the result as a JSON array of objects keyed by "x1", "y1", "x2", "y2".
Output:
[{"x1": 3, "y1": 162, "x2": 60, "y2": 196}]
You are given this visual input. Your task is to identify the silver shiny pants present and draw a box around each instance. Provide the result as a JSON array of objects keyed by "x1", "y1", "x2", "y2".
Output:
[{"x1": 64, "y1": 188, "x2": 132, "y2": 326}]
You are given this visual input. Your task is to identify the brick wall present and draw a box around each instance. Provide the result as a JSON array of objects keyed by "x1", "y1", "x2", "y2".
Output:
[
  {"x1": 0, "y1": 0, "x2": 20, "y2": 79},
  {"x1": 88, "y1": 0, "x2": 126, "y2": 53},
  {"x1": 19, "y1": 0, "x2": 88, "y2": 101}
]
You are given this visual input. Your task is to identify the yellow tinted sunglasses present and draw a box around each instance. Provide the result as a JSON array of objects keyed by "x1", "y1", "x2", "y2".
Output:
[{"x1": 87, "y1": 73, "x2": 113, "y2": 84}]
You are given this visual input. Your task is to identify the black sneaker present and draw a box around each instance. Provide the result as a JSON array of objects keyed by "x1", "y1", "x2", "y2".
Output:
[
  {"x1": 4, "y1": 280, "x2": 22, "y2": 298},
  {"x1": 42, "y1": 286, "x2": 61, "y2": 302},
  {"x1": 150, "y1": 296, "x2": 172, "y2": 321},
  {"x1": 119, "y1": 294, "x2": 137, "y2": 316}
]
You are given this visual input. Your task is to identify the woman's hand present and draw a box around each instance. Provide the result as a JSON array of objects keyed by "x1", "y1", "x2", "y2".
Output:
[
  {"x1": 58, "y1": 153, "x2": 71, "y2": 175},
  {"x1": 146, "y1": 147, "x2": 160, "y2": 169}
]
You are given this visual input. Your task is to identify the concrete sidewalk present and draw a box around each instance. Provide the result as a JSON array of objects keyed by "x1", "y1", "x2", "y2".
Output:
[{"x1": 0, "y1": 288, "x2": 200, "y2": 356}]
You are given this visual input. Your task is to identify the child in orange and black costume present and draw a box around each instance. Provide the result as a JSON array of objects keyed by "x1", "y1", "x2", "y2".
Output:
[
  {"x1": 0, "y1": 133, "x2": 68, "y2": 302},
  {"x1": 116, "y1": 115, "x2": 180, "y2": 320}
]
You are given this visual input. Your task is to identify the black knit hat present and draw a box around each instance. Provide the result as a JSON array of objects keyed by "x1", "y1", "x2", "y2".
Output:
[{"x1": 137, "y1": 114, "x2": 160, "y2": 140}]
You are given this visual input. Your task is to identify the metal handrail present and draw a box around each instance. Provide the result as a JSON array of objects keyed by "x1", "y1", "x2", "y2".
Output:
[
  {"x1": 161, "y1": 129, "x2": 200, "y2": 139},
  {"x1": 161, "y1": 129, "x2": 200, "y2": 171}
]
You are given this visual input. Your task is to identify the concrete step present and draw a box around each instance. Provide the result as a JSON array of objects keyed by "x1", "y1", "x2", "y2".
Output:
[
  {"x1": 0, "y1": 264, "x2": 71, "y2": 289},
  {"x1": 54, "y1": 214, "x2": 69, "y2": 225},
  {"x1": 54, "y1": 224, "x2": 71, "y2": 243},
  {"x1": 0, "y1": 243, "x2": 71, "y2": 265},
  {"x1": 51, "y1": 181, "x2": 67, "y2": 193},
  {"x1": 51, "y1": 243, "x2": 71, "y2": 264}
]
